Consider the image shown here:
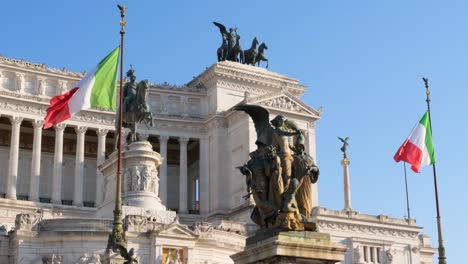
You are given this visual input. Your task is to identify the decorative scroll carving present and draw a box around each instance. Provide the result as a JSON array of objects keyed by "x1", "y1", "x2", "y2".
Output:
[
  {"x1": 125, "y1": 215, "x2": 148, "y2": 232},
  {"x1": 14, "y1": 213, "x2": 42, "y2": 231}
]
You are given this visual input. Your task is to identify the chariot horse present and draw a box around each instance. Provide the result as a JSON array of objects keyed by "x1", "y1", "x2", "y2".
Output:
[{"x1": 243, "y1": 37, "x2": 259, "y2": 66}]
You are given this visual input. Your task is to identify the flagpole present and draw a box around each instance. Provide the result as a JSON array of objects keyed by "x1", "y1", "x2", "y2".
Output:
[
  {"x1": 403, "y1": 162, "x2": 411, "y2": 223},
  {"x1": 107, "y1": 4, "x2": 128, "y2": 254},
  {"x1": 422, "y1": 77, "x2": 447, "y2": 264}
]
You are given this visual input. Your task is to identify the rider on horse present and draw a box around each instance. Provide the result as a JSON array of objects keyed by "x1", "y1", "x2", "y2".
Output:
[{"x1": 123, "y1": 66, "x2": 137, "y2": 114}]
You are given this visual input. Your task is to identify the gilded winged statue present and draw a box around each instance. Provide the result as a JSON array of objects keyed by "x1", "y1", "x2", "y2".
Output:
[{"x1": 235, "y1": 103, "x2": 318, "y2": 230}]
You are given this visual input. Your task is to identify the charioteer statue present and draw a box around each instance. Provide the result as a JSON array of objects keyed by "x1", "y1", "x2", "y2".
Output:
[{"x1": 213, "y1": 22, "x2": 268, "y2": 68}]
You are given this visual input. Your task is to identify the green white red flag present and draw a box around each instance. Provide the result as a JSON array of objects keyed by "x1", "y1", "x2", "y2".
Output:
[
  {"x1": 394, "y1": 112, "x2": 436, "y2": 173},
  {"x1": 43, "y1": 46, "x2": 120, "y2": 129}
]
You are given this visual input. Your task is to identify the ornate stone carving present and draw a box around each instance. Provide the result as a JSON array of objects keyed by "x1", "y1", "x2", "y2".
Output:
[
  {"x1": 125, "y1": 215, "x2": 148, "y2": 232},
  {"x1": 15, "y1": 213, "x2": 42, "y2": 231},
  {"x1": 15, "y1": 73, "x2": 24, "y2": 92},
  {"x1": 75, "y1": 126, "x2": 88, "y2": 135},
  {"x1": 125, "y1": 165, "x2": 158, "y2": 193},
  {"x1": 32, "y1": 119, "x2": 44, "y2": 129},
  {"x1": 37, "y1": 76, "x2": 46, "y2": 95},
  {"x1": 259, "y1": 96, "x2": 303, "y2": 113},
  {"x1": 9, "y1": 116, "x2": 23, "y2": 126},
  {"x1": 42, "y1": 254, "x2": 63, "y2": 264},
  {"x1": 77, "y1": 253, "x2": 101, "y2": 264},
  {"x1": 191, "y1": 222, "x2": 213, "y2": 233},
  {"x1": 54, "y1": 123, "x2": 66, "y2": 132},
  {"x1": 316, "y1": 221, "x2": 419, "y2": 238},
  {"x1": 97, "y1": 128, "x2": 109, "y2": 137},
  {"x1": 385, "y1": 248, "x2": 394, "y2": 263}
]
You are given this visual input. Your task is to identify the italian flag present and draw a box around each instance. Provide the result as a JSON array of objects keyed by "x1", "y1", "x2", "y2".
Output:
[
  {"x1": 43, "y1": 46, "x2": 120, "y2": 129},
  {"x1": 393, "y1": 112, "x2": 436, "y2": 173}
]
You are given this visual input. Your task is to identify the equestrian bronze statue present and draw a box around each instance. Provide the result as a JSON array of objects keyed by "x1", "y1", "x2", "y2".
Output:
[{"x1": 115, "y1": 66, "x2": 154, "y2": 148}]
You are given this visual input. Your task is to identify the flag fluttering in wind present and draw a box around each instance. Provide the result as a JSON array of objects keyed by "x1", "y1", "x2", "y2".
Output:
[
  {"x1": 394, "y1": 112, "x2": 436, "y2": 173},
  {"x1": 43, "y1": 46, "x2": 120, "y2": 129}
]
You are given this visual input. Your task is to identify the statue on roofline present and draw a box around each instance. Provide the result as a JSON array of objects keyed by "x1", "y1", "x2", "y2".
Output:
[
  {"x1": 213, "y1": 22, "x2": 266, "y2": 67},
  {"x1": 235, "y1": 103, "x2": 319, "y2": 231}
]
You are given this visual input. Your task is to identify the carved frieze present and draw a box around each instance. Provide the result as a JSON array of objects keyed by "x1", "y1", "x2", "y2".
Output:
[
  {"x1": 123, "y1": 165, "x2": 158, "y2": 193},
  {"x1": 125, "y1": 215, "x2": 148, "y2": 232},
  {"x1": 15, "y1": 213, "x2": 42, "y2": 231},
  {"x1": 316, "y1": 221, "x2": 419, "y2": 239}
]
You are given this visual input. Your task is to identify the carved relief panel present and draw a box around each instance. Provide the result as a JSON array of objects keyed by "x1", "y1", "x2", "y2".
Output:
[{"x1": 162, "y1": 248, "x2": 185, "y2": 264}]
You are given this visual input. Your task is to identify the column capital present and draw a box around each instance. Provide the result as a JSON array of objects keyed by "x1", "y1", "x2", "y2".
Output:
[
  {"x1": 97, "y1": 128, "x2": 109, "y2": 137},
  {"x1": 9, "y1": 116, "x2": 23, "y2": 126},
  {"x1": 32, "y1": 119, "x2": 44, "y2": 129},
  {"x1": 54, "y1": 123, "x2": 66, "y2": 132},
  {"x1": 178, "y1": 136, "x2": 190, "y2": 144},
  {"x1": 159, "y1": 135, "x2": 170, "y2": 142},
  {"x1": 74, "y1": 126, "x2": 88, "y2": 135}
]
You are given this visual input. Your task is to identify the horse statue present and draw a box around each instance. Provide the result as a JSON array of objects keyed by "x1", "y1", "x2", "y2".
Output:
[
  {"x1": 243, "y1": 37, "x2": 259, "y2": 66},
  {"x1": 115, "y1": 68, "x2": 154, "y2": 148},
  {"x1": 228, "y1": 34, "x2": 244, "y2": 63},
  {"x1": 257, "y1": 43, "x2": 269, "y2": 68}
]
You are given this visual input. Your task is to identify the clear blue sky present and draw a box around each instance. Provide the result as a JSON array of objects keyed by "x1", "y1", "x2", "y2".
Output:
[{"x1": 3, "y1": 1, "x2": 466, "y2": 262}]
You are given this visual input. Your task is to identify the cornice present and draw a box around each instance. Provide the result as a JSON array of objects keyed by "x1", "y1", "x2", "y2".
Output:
[
  {"x1": 188, "y1": 61, "x2": 307, "y2": 96},
  {"x1": 0, "y1": 55, "x2": 84, "y2": 80}
]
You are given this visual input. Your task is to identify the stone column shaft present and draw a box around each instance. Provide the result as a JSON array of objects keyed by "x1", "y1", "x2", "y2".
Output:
[
  {"x1": 178, "y1": 137, "x2": 189, "y2": 213},
  {"x1": 52, "y1": 124, "x2": 66, "y2": 204},
  {"x1": 342, "y1": 158, "x2": 352, "y2": 211},
  {"x1": 96, "y1": 128, "x2": 108, "y2": 206},
  {"x1": 6, "y1": 116, "x2": 23, "y2": 200},
  {"x1": 29, "y1": 120, "x2": 44, "y2": 202},
  {"x1": 159, "y1": 135, "x2": 169, "y2": 205},
  {"x1": 74, "y1": 126, "x2": 87, "y2": 206},
  {"x1": 199, "y1": 137, "x2": 209, "y2": 215}
]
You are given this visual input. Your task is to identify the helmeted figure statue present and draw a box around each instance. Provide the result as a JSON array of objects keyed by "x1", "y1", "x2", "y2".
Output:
[
  {"x1": 235, "y1": 104, "x2": 318, "y2": 230},
  {"x1": 123, "y1": 66, "x2": 138, "y2": 114},
  {"x1": 115, "y1": 66, "x2": 154, "y2": 148}
]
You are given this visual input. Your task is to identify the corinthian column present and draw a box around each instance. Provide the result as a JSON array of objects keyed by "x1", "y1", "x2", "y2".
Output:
[
  {"x1": 199, "y1": 137, "x2": 209, "y2": 215},
  {"x1": 29, "y1": 120, "x2": 44, "y2": 202},
  {"x1": 52, "y1": 123, "x2": 66, "y2": 204},
  {"x1": 178, "y1": 137, "x2": 189, "y2": 214},
  {"x1": 96, "y1": 128, "x2": 108, "y2": 207},
  {"x1": 159, "y1": 135, "x2": 169, "y2": 205},
  {"x1": 341, "y1": 157, "x2": 352, "y2": 211},
  {"x1": 6, "y1": 116, "x2": 23, "y2": 200},
  {"x1": 73, "y1": 126, "x2": 87, "y2": 206}
]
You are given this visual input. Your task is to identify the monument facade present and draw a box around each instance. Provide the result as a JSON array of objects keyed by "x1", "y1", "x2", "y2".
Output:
[{"x1": 0, "y1": 55, "x2": 434, "y2": 263}]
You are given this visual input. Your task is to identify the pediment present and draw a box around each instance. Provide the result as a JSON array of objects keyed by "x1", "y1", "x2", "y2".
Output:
[
  {"x1": 246, "y1": 90, "x2": 322, "y2": 119},
  {"x1": 157, "y1": 223, "x2": 198, "y2": 239}
]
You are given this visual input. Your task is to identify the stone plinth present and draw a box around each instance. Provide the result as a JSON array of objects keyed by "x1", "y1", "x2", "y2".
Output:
[
  {"x1": 101, "y1": 251, "x2": 126, "y2": 264},
  {"x1": 231, "y1": 229, "x2": 347, "y2": 264},
  {"x1": 98, "y1": 141, "x2": 172, "y2": 220}
]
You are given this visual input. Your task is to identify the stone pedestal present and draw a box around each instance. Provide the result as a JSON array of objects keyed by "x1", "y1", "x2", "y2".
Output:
[
  {"x1": 101, "y1": 251, "x2": 126, "y2": 264},
  {"x1": 231, "y1": 229, "x2": 347, "y2": 264},
  {"x1": 98, "y1": 141, "x2": 175, "y2": 222}
]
